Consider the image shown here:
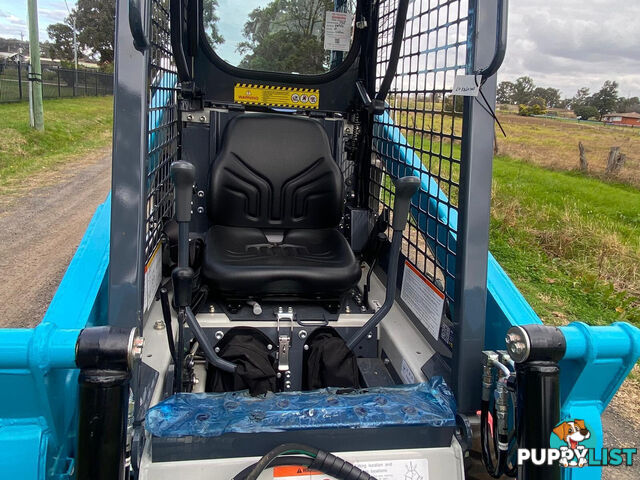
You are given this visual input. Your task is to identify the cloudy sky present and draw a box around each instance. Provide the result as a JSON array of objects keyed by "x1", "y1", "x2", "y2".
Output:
[{"x1": 1, "y1": 0, "x2": 638, "y2": 98}]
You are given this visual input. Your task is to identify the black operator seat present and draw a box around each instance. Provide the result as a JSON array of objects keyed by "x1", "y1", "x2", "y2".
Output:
[{"x1": 202, "y1": 113, "x2": 362, "y2": 297}]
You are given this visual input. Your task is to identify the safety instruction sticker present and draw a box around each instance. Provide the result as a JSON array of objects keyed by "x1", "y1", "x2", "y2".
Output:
[
  {"x1": 234, "y1": 83, "x2": 320, "y2": 109},
  {"x1": 273, "y1": 459, "x2": 429, "y2": 479},
  {"x1": 324, "y1": 11, "x2": 353, "y2": 52},
  {"x1": 400, "y1": 261, "x2": 445, "y2": 341},
  {"x1": 143, "y1": 243, "x2": 162, "y2": 313}
]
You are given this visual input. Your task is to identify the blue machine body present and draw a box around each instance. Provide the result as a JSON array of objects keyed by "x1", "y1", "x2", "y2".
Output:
[{"x1": 0, "y1": 109, "x2": 637, "y2": 479}]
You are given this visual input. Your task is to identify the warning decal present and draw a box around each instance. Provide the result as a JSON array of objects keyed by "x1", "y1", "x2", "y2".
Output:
[
  {"x1": 400, "y1": 261, "x2": 445, "y2": 341},
  {"x1": 273, "y1": 459, "x2": 429, "y2": 479},
  {"x1": 234, "y1": 84, "x2": 320, "y2": 109}
]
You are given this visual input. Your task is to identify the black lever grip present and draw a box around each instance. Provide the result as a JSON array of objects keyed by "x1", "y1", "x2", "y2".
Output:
[
  {"x1": 392, "y1": 175, "x2": 420, "y2": 231},
  {"x1": 172, "y1": 267, "x2": 194, "y2": 308},
  {"x1": 171, "y1": 161, "x2": 196, "y2": 223}
]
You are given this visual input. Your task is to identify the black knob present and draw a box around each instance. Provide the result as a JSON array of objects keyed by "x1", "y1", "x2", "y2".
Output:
[
  {"x1": 392, "y1": 175, "x2": 420, "y2": 231},
  {"x1": 170, "y1": 161, "x2": 196, "y2": 223}
]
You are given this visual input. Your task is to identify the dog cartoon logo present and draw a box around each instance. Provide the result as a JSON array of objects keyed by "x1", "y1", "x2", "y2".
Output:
[{"x1": 552, "y1": 419, "x2": 591, "y2": 467}]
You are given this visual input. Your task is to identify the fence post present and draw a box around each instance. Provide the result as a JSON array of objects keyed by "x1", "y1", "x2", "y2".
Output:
[
  {"x1": 17, "y1": 61, "x2": 23, "y2": 100},
  {"x1": 73, "y1": 68, "x2": 76, "y2": 97},
  {"x1": 57, "y1": 66, "x2": 61, "y2": 98}
]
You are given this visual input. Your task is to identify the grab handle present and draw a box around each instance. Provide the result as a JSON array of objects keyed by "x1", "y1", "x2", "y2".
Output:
[{"x1": 129, "y1": 0, "x2": 150, "y2": 52}]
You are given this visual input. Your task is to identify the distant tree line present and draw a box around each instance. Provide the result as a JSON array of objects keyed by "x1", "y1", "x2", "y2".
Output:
[
  {"x1": 498, "y1": 76, "x2": 640, "y2": 120},
  {"x1": 45, "y1": 0, "x2": 222, "y2": 70}
]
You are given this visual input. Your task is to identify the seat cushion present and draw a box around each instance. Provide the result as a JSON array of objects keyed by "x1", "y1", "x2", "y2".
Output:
[{"x1": 202, "y1": 226, "x2": 362, "y2": 297}]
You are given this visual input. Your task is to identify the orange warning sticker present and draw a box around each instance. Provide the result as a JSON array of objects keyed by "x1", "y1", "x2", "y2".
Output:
[{"x1": 272, "y1": 466, "x2": 326, "y2": 478}]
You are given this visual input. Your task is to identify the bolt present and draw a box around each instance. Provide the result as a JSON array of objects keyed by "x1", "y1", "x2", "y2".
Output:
[
  {"x1": 199, "y1": 115, "x2": 206, "y2": 122},
  {"x1": 131, "y1": 336, "x2": 144, "y2": 361},
  {"x1": 193, "y1": 377, "x2": 200, "y2": 385},
  {"x1": 284, "y1": 381, "x2": 291, "y2": 389},
  {"x1": 278, "y1": 306, "x2": 283, "y2": 313},
  {"x1": 153, "y1": 320, "x2": 165, "y2": 330},
  {"x1": 511, "y1": 342, "x2": 525, "y2": 354},
  {"x1": 276, "y1": 372, "x2": 282, "y2": 378},
  {"x1": 360, "y1": 305, "x2": 367, "y2": 312},
  {"x1": 298, "y1": 330, "x2": 307, "y2": 339},
  {"x1": 197, "y1": 206, "x2": 204, "y2": 214},
  {"x1": 366, "y1": 332, "x2": 373, "y2": 339},
  {"x1": 267, "y1": 344, "x2": 273, "y2": 350},
  {"x1": 214, "y1": 347, "x2": 220, "y2": 353},
  {"x1": 215, "y1": 330, "x2": 224, "y2": 340},
  {"x1": 506, "y1": 332, "x2": 519, "y2": 344},
  {"x1": 209, "y1": 305, "x2": 215, "y2": 313},
  {"x1": 303, "y1": 344, "x2": 309, "y2": 351},
  {"x1": 285, "y1": 371, "x2": 291, "y2": 379},
  {"x1": 383, "y1": 358, "x2": 390, "y2": 365},
  {"x1": 187, "y1": 114, "x2": 193, "y2": 120},
  {"x1": 345, "y1": 305, "x2": 351, "y2": 313},
  {"x1": 197, "y1": 190, "x2": 205, "y2": 198},
  {"x1": 288, "y1": 306, "x2": 293, "y2": 313}
]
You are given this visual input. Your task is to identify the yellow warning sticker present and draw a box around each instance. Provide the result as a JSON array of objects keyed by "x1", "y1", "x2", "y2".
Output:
[{"x1": 234, "y1": 83, "x2": 320, "y2": 109}]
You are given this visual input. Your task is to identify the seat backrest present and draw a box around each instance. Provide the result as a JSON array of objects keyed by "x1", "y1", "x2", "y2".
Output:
[{"x1": 209, "y1": 114, "x2": 344, "y2": 229}]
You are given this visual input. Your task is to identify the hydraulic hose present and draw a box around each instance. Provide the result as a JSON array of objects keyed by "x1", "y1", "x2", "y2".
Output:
[
  {"x1": 185, "y1": 307, "x2": 236, "y2": 373},
  {"x1": 242, "y1": 444, "x2": 375, "y2": 480}
]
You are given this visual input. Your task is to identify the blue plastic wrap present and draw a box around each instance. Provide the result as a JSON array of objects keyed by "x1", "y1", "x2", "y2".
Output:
[{"x1": 146, "y1": 378, "x2": 456, "y2": 437}]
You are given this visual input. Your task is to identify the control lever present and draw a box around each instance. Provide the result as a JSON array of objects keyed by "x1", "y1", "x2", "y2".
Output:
[
  {"x1": 347, "y1": 176, "x2": 420, "y2": 350},
  {"x1": 170, "y1": 162, "x2": 236, "y2": 391}
]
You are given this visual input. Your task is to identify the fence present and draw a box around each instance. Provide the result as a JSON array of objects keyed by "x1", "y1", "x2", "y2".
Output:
[{"x1": 0, "y1": 62, "x2": 113, "y2": 103}]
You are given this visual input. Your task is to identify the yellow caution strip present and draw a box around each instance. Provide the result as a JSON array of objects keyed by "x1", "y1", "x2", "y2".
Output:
[{"x1": 234, "y1": 83, "x2": 320, "y2": 109}]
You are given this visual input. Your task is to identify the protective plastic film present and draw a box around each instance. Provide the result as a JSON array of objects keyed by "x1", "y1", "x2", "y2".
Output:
[{"x1": 146, "y1": 378, "x2": 456, "y2": 437}]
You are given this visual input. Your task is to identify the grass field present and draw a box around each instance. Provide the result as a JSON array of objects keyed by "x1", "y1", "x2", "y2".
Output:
[{"x1": 0, "y1": 96, "x2": 113, "y2": 196}]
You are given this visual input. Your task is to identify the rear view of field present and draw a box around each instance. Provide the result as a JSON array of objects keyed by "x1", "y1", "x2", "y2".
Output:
[{"x1": 496, "y1": 114, "x2": 640, "y2": 186}]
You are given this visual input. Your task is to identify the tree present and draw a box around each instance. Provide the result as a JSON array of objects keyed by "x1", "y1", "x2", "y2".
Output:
[
  {"x1": 203, "y1": 0, "x2": 223, "y2": 45},
  {"x1": 496, "y1": 81, "x2": 515, "y2": 104},
  {"x1": 46, "y1": 23, "x2": 75, "y2": 63},
  {"x1": 573, "y1": 105, "x2": 599, "y2": 120},
  {"x1": 590, "y1": 80, "x2": 619, "y2": 119},
  {"x1": 72, "y1": 0, "x2": 116, "y2": 65},
  {"x1": 512, "y1": 76, "x2": 535, "y2": 105},
  {"x1": 571, "y1": 87, "x2": 591, "y2": 108},
  {"x1": 616, "y1": 96, "x2": 640, "y2": 114},
  {"x1": 533, "y1": 87, "x2": 561, "y2": 108},
  {"x1": 238, "y1": 0, "x2": 335, "y2": 74}
]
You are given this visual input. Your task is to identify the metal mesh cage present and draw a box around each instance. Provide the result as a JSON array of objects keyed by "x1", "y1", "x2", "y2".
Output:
[
  {"x1": 145, "y1": 0, "x2": 179, "y2": 262},
  {"x1": 371, "y1": 0, "x2": 469, "y2": 304}
]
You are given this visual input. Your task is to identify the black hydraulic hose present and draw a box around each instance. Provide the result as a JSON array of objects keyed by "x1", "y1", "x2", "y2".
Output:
[
  {"x1": 375, "y1": 0, "x2": 410, "y2": 102},
  {"x1": 175, "y1": 308, "x2": 185, "y2": 393},
  {"x1": 160, "y1": 287, "x2": 177, "y2": 366},
  {"x1": 347, "y1": 234, "x2": 401, "y2": 350},
  {"x1": 245, "y1": 444, "x2": 318, "y2": 480},
  {"x1": 243, "y1": 443, "x2": 375, "y2": 480},
  {"x1": 185, "y1": 307, "x2": 237, "y2": 373},
  {"x1": 481, "y1": 399, "x2": 501, "y2": 478},
  {"x1": 233, "y1": 457, "x2": 314, "y2": 480}
]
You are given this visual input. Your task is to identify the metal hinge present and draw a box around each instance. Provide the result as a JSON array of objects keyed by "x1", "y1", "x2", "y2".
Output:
[{"x1": 275, "y1": 307, "x2": 294, "y2": 372}]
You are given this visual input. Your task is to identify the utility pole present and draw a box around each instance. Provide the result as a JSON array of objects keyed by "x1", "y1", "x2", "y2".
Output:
[{"x1": 27, "y1": 0, "x2": 44, "y2": 131}]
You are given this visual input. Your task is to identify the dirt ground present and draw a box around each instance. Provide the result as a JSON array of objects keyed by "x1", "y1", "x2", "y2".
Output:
[
  {"x1": 0, "y1": 147, "x2": 111, "y2": 327},
  {"x1": 0, "y1": 148, "x2": 636, "y2": 478}
]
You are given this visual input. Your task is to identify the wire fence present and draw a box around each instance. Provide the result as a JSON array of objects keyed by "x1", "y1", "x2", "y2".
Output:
[{"x1": 0, "y1": 62, "x2": 113, "y2": 103}]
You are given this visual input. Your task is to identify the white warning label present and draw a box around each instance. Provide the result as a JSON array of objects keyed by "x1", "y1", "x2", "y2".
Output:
[
  {"x1": 324, "y1": 11, "x2": 353, "y2": 52},
  {"x1": 143, "y1": 243, "x2": 162, "y2": 313},
  {"x1": 273, "y1": 459, "x2": 429, "y2": 479},
  {"x1": 400, "y1": 261, "x2": 445, "y2": 341}
]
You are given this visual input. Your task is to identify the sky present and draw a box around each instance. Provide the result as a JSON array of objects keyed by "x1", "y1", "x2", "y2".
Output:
[{"x1": 1, "y1": 0, "x2": 639, "y2": 98}]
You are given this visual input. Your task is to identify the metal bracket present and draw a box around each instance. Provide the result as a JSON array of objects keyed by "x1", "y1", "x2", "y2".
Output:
[
  {"x1": 181, "y1": 109, "x2": 210, "y2": 124},
  {"x1": 276, "y1": 307, "x2": 294, "y2": 372}
]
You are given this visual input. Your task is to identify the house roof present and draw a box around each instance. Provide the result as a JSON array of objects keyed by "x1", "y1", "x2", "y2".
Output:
[{"x1": 604, "y1": 112, "x2": 640, "y2": 119}]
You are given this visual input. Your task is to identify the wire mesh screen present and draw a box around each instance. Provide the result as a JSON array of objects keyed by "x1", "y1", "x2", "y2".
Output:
[
  {"x1": 145, "y1": 0, "x2": 179, "y2": 262},
  {"x1": 371, "y1": 0, "x2": 469, "y2": 306}
]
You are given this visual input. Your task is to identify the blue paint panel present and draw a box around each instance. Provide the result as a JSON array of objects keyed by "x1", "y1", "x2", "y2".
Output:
[{"x1": 0, "y1": 195, "x2": 111, "y2": 479}]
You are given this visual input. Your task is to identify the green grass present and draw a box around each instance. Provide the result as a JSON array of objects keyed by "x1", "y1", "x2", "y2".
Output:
[
  {"x1": 490, "y1": 156, "x2": 640, "y2": 327},
  {"x1": 0, "y1": 96, "x2": 113, "y2": 194}
]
